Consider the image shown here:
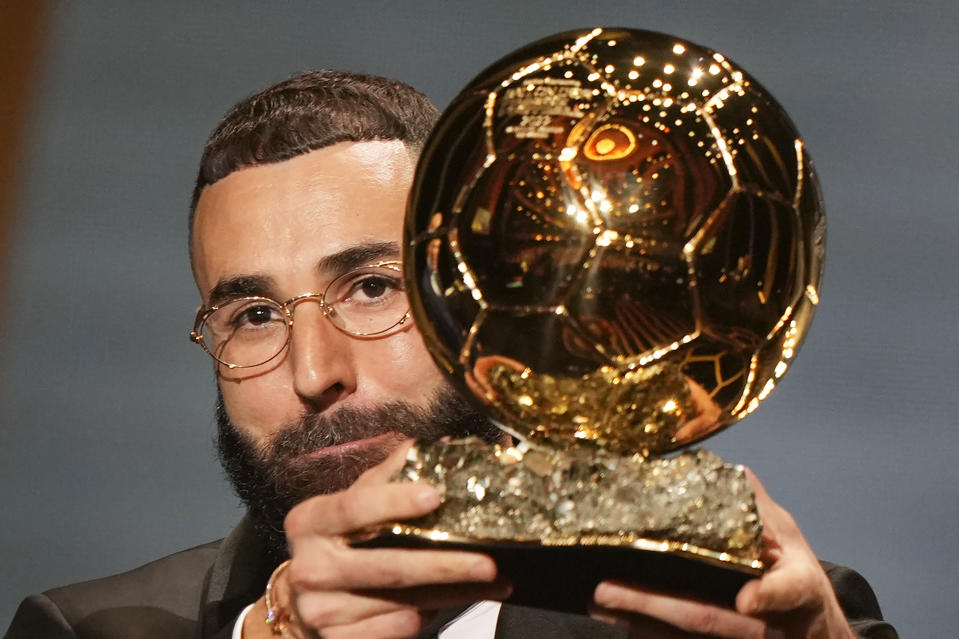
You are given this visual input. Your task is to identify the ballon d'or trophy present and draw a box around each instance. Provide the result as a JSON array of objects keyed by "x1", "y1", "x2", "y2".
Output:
[{"x1": 356, "y1": 28, "x2": 825, "y2": 610}]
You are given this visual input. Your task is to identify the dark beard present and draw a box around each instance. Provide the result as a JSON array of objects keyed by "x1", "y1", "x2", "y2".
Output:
[{"x1": 216, "y1": 385, "x2": 500, "y2": 561}]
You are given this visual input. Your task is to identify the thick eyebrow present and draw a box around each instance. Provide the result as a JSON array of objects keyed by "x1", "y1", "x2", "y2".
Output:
[
  {"x1": 316, "y1": 241, "x2": 401, "y2": 277},
  {"x1": 207, "y1": 275, "x2": 276, "y2": 308},
  {"x1": 205, "y1": 241, "x2": 400, "y2": 307}
]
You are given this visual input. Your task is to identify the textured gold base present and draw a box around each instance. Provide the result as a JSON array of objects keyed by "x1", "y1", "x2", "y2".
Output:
[{"x1": 353, "y1": 438, "x2": 765, "y2": 609}]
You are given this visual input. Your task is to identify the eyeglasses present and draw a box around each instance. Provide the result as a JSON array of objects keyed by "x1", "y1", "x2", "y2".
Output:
[{"x1": 190, "y1": 261, "x2": 410, "y2": 369}]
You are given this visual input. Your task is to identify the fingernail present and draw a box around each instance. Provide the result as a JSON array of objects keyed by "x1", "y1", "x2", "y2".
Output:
[
  {"x1": 470, "y1": 559, "x2": 496, "y2": 581},
  {"x1": 415, "y1": 486, "x2": 440, "y2": 508},
  {"x1": 739, "y1": 594, "x2": 758, "y2": 615},
  {"x1": 594, "y1": 582, "x2": 614, "y2": 606}
]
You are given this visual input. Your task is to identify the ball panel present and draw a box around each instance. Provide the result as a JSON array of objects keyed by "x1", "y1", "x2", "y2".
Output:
[
  {"x1": 572, "y1": 28, "x2": 743, "y2": 103},
  {"x1": 407, "y1": 228, "x2": 483, "y2": 375},
  {"x1": 407, "y1": 93, "x2": 489, "y2": 238},
  {"x1": 796, "y1": 152, "x2": 826, "y2": 289},
  {"x1": 454, "y1": 156, "x2": 596, "y2": 309},
  {"x1": 690, "y1": 189, "x2": 804, "y2": 348},
  {"x1": 676, "y1": 340, "x2": 751, "y2": 416},
  {"x1": 730, "y1": 152, "x2": 825, "y2": 419},
  {"x1": 702, "y1": 83, "x2": 804, "y2": 203},
  {"x1": 563, "y1": 241, "x2": 698, "y2": 363}
]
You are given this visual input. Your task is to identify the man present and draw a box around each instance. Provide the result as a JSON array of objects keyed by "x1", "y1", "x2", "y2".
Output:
[{"x1": 4, "y1": 70, "x2": 897, "y2": 639}]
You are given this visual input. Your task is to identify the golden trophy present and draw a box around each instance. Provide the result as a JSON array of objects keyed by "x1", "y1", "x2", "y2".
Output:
[{"x1": 357, "y1": 28, "x2": 824, "y2": 610}]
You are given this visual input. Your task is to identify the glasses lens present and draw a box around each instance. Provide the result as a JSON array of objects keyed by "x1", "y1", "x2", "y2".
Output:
[
  {"x1": 325, "y1": 264, "x2": 409, "y2": 335},
  {"x1": 201, "y1": 297, "x2": 288, "y2": 367}
]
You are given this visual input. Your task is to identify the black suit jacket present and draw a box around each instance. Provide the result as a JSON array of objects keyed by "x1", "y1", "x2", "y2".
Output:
[{"x1": 4, "y1": 516, "x2": 897, "y2": 639}]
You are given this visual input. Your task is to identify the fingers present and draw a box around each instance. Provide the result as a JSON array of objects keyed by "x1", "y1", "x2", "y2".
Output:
[
  {"x1": 288, "y1": 539, "x2": 498, "y2": 591},
  {"x1": 737, "y1": 467, "x2": 828, "y2": 616},
  {"x1": 586, "y1": 471, "x2": 853, "y2": 638},
  {"x1": 593, "y1": 581, "x2": 776, "y2": 639},
  {"x1": 285, "y1": 479, "x2": 440, "y2": 541},
  {"x1": 284, "y1": 541, "x2": 500, "y2": 638},
  {"x1": 353, "y1": 439, "x2": 417, "y2": 486},
  {"x1": 736, "y1": 542, "x2": 832, "y2": 616},
  {"x1": 285, "y1": 470, "x2": 499, "y2": 589},
  {"x1": 278, "y1": 438, "x2": 509, "y2": 639},
  {"x1": 294, "y1": 580, "x2": 512, "y2": 629},
  {"x1": 281, "y1": 454, "x2": 502, "y2": 638}
]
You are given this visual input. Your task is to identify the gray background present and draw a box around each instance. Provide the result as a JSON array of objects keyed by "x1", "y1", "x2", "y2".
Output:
[{"x1": 1, "y1": 1, "x2": 955, "y2": 636}]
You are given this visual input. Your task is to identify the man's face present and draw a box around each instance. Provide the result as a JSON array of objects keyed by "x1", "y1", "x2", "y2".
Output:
[{"x1": 192, "y1": 140, "x2": 449, "y2": 467}]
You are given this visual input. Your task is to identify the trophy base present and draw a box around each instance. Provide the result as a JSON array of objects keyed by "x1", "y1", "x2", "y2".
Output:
[
  {"x1": 353, "y1": 530, "x2": 760, "y2": 611},
  {"x1": 352, "y1": 437, "x2": 766, "y2": 611}
]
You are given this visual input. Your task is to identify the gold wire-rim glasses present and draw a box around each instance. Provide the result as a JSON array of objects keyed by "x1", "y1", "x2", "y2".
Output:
[{"x1": 189, "y1": 260, "x2": 410, "y2": 369}]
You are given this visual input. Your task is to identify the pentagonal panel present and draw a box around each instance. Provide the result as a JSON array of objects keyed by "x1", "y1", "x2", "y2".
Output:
[
  {"x1": 454, "y1": 157, "x2": 595, "y2": 309},
  {"x1": 563, "y1": 240, "x2": 697, "y2": 363},
  {"x1": 703, "y1": 83, "x2": 804, "y2": 202},
  {"x1": 689, "y1": 189, "x2": 803, "y2": 349}
]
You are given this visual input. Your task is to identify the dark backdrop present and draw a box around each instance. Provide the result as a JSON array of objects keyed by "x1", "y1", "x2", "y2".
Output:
[{"x1": 2, "y1": 2, "x2": 956, "y2": 636}]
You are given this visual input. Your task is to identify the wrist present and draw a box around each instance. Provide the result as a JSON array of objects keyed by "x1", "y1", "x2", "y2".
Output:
[
  {"x1": 241, "y1": 597, "x2": 272, "y2": 638},
  {"x1": 243, "y1": 560, "x2": 306, "y2": 639}
]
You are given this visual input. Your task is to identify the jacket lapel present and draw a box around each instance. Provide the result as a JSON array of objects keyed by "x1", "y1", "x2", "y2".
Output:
[{"x1": 199, "y1": 516, "x2": 276, "y2": 638}]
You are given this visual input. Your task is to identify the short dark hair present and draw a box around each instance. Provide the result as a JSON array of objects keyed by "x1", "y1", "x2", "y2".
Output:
[{"x1": 189, "y1": 69, "x2": 439, "y2": 245}]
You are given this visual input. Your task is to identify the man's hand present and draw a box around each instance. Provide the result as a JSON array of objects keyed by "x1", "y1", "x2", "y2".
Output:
[
  {"x1": 588, "y1": 469, "x2": 856, "y2": 639},
  {"x1": 244, "y1": 441, "x2": 511, "y2": 639}
]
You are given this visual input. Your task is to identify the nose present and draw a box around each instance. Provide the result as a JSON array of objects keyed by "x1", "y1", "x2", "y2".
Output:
[{"x1": 287, "y1": 299, "x2": 356, "y2": 410}]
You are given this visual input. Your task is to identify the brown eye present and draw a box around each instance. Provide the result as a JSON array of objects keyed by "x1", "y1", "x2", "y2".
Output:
[
  {"x1": 357, "y1": 276, "x2": 392, "y2": 299},
  {"x1": 235, "y1": 304, "x2": 276, "y2": 327},
  {"x1": 329, "y1": 268, "x2": 404, "y2": 307},
  {"x1": 215, "y1": 299, "x2": 284, "y2": 332}
]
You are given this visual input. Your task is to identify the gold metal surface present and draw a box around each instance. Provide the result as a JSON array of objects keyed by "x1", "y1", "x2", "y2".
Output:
[
  {"x1": 379, "y1": 438, "x2": 763, "y2": 569},
  {"x1": 478, "y1": 360, "x2": 696, "y2": 456},
  {"x1": 406, "y1": 27, "x2": 824, "y2": 455}
]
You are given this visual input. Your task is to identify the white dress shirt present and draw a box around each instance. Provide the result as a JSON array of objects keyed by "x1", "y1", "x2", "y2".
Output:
[{"x1": 233, "y1": 600, "x2": 502, "y2": 638}]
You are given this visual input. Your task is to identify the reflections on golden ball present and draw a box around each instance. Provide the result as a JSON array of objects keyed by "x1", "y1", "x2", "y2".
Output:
[{"x1": 406, "y1": 28, "x2": 824, "y2": 455}]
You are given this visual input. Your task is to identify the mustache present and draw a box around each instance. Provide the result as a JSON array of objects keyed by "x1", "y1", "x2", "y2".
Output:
[{"x1": 269, "y1": 401, "x2": 446, "y2": 458}]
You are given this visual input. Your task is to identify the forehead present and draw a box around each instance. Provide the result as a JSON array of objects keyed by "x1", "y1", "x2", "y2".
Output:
[{"x1": 191, "y1": 141, "x2": 415, "y2": 299}]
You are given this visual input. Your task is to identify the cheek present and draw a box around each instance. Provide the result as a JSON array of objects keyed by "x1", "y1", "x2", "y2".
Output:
[
  {"x1": 364, "y1": 330, "x2": 446, "y2": 394},
  {"x1": 218, "y1": 369, "x2": 298, "y2": 439}
]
